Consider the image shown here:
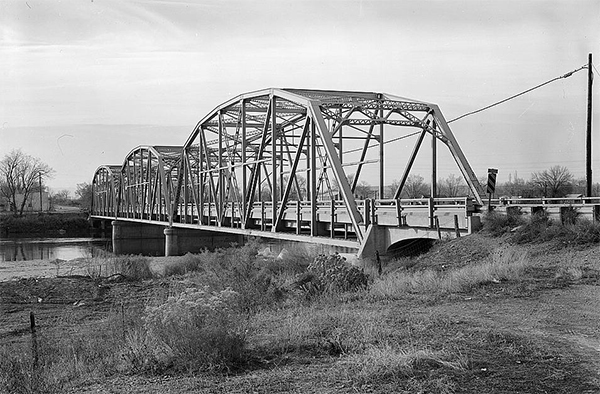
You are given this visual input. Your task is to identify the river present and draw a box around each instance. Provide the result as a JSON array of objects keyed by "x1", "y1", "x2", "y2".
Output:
[{"x1": 0, "y1": 237, "x2": 112, "y2": 262}]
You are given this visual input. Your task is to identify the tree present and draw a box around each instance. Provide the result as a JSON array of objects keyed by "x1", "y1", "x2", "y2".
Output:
[
  {"x1": 389, "y1": 175, "x2": 430, "y2": 198},
  {"x1": 530, "y1": 165, "x2": 574, "y2": 197},
  {"x1": 438, "y1": 174, "x2": 467, "y2": 197},
  {"x1": 75, "y1": 182, "x2": 93, "y2": 210},
  {"x1": 0, "y1": 149, "x2": 54, "y2": 216}
]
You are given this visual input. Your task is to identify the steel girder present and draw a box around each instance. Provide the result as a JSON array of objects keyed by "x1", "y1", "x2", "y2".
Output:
[
  {"x1": 118, "y1": 146, "x2": 182, "y2": 224},
  {"x1": 175, "y1": 88, "x2": 485, "y2": 242},
  {"x1": 91, "y1": 165, "x2": 121, "y2": 217}
]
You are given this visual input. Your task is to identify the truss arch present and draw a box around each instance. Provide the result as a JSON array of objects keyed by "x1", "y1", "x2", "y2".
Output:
[
  {"x1": 91, "y1": 165, "x2": 121, "y2": 218},
  {"x1": 119, "y1": 145, "x2": 182, "y2": 224},
  {"x1": 175, "y1": 88, "x2": 484, "y2": 242}
]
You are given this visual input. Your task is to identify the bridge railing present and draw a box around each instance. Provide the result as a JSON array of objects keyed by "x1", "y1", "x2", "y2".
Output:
[{"x1": 493, "y1": 196, "x2": 600, "y2": 206}]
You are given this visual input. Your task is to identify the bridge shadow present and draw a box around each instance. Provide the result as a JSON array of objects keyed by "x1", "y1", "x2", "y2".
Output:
[{"x1": 387, "y1": 238, "x2": 436, "y2": 257}]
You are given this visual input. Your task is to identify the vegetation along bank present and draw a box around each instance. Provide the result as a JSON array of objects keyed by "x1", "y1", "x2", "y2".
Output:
[{"x1": 0, "y1": 211, "x2": 599, "y2": 393}]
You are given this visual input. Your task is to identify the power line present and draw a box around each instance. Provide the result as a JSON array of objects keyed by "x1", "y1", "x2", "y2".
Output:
[
  {"x1": 343, "y1": 63, "x2": 591, "y2": 155},
  {"x1": 447, "y1": 64, "x2": 588, "y2": 124}
]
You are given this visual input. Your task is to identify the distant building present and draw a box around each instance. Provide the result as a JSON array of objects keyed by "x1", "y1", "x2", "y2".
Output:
[{"x1": 0, "y1": 192, "x2": 50, "y2": 213}]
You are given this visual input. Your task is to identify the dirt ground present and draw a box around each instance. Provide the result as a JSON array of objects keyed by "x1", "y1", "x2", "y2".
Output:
[{"x1": 1, "y1": 237, "x2": 599, "y2": 393}]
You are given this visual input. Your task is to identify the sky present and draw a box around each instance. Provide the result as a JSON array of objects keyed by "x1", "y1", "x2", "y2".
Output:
[{"x1": 1, "y1": 0, "x2": 599, "y2": 195}]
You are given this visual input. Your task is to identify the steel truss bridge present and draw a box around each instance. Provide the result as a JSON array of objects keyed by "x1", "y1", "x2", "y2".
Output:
[{"x1": 91, "y1": 88, "x2": 497, "y2": 256}]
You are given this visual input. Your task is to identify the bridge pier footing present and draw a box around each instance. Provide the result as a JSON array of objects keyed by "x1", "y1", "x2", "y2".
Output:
[
  {"x1": 163, "y1": 227, "x2": 244, "y2": 256},
  {"x1": 112, "y1": 220, "x2": 165, "y2": 256}
]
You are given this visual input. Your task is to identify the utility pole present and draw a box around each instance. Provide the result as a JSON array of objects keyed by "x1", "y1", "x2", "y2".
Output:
[
  {"x1": 39, "y1": 172, "x2": 43, "y2": 212},
  {"x1": 586, "y1": 53, "x2": 593, "y2": 196}
]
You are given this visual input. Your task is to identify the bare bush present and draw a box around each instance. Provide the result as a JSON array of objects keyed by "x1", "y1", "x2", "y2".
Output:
[{"x1": 142, "y1": 286, "x2": 245, "y2": 371}]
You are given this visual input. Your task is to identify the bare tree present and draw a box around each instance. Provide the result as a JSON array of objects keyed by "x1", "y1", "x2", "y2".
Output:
[
  {"x1": 389, "y1": 175, "x2": 430, "y2": 198},
  {"x1": 531, "y1": 165, "x2": 574, "y2": 197},
  {"x1": 0, "y1": 149, "x2": 54, "y2": 216},
  {"x1": 438, "y1": 174, "x2": 467, "y2": 197}
]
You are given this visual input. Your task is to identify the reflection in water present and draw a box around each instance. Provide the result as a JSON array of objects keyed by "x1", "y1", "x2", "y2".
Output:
[{"x1": 0, "y1": 238, "x2": 112, "y2": 262}]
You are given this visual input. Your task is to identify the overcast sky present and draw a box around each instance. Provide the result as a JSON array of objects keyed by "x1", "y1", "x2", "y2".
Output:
[{"x1": 1, "y1": 0, "x2": 599, "y2": 193}]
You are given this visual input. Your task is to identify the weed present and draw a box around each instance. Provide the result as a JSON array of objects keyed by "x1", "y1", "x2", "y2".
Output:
[{"x1": 141, "y1": 286, "x2": 246, "y2": 372}]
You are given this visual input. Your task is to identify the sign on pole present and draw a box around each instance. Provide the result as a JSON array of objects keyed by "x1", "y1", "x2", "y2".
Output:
[{"x1": 487, "y1": 168, "x2": 498, "y2": 195}]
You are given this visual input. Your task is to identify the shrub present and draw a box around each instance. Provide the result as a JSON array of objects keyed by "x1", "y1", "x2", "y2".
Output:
[
  {"x1": 183, "y1": 244, "x2": 285, "y2": 312},
  {"x1": 163, "y1": 253, "x2": 204, "y2": 276},
  {"x1": 482, "y1": 209, "x2": 526, "y2": 236},
  {"x1": 510, "y1": 215, "x2": 600, "y2": 247},
  {"x1": 112, "y1": 256, "x2": 154, "y2": 280},
  {"x1": 142, "y1": 286, "x2": 245, "y2": 371},
  {"x1": 305, "y1": 253, "x2": 369, "y2": 294}
]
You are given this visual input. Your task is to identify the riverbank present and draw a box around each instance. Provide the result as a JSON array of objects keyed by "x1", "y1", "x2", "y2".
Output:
[
  {"x1": 1, "y1": 231, "x2": 599, "y2": 393},
  {"x1": 0, "y1": 212, "x2": 91, "y2": 237}
]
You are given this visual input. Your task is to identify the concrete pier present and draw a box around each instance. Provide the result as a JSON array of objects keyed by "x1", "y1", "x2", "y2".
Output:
[
  {"x1": 164, "y1": 227, "x2": 244, "y2": 256},
  {"x1": 111, "y1": 221, "x2": 165, "y2": 256}
]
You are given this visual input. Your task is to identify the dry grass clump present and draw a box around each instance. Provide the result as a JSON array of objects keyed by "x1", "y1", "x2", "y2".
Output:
[
  {"x1": 85, "y1": 255, "x2": 154, "y2": 280},
  {"x1": 253, "y1": 305, "x2": 388, "y2": 356},
  {"x1": 370, "y1": 246, "x2": 529, "y2": 299},
  {"x1": 340, "y1": 343, "x2": 466, "y2": 387},
  {"x1": 163, "y1": 253, "x2": 204, "y2": 276}
]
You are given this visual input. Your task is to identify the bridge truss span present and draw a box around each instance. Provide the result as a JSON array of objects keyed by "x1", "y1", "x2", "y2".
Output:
[
  {"x1": 173, "y1": 88, "x2": 484, "y2": 243},
  {"x1": 92, "y1": 88, "x2": 486, "y2": 255}
]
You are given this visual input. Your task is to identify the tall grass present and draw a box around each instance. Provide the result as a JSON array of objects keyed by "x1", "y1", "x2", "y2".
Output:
[
  {"x1": 85, "y1": 255, "x2": 154, "y2": 280},
  {"x1": 370, "y1": 246, "x2": 529, "y2": 299}
]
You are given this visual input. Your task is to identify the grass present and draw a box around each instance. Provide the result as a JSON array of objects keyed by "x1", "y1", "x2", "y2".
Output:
[
  {"x1": 340, "y1": 344, "x2": 467, "y2": 386},
  {"x1": 84, "y1": 255, "x2": 154, "y2": 281},
  {"x1": 370, "y1": 246, "x2": 529, "y2": 299},
  {"x1": 1, "y1": 233, "x2": 599, "y2": 393},
  {"x1": 483, "y1": 209, "x2": 600, "y2": 247}
]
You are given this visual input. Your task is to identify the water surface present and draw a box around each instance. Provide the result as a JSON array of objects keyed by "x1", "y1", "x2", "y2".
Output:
[{"x1": 0, "y1": 237, "x2": 112, "y2": 262}]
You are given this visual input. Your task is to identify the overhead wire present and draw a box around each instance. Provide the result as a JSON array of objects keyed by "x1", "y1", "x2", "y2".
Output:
[
  {"x1": 341, "y1": 63, "x2": 590, "y2": 157},
  {"x1": 447, "y1": 64, "x2": 588, "y2": 124}
]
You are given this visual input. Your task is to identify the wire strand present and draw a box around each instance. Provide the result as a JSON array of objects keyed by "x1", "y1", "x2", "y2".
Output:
[{"x1": 447, "y1": 65, "x2": 588, "y2": 124}]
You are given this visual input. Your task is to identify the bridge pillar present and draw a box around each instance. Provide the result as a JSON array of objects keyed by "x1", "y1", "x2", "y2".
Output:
[
  {"x1": 164, "y1": 227, "x2": 244, "y2": 256},
  {"x1": 357, "y1": 225, "x2": 389, "y2": 260},
  {"x1": 111, "y1": 220, "x2": 165, "y2": 255}
]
